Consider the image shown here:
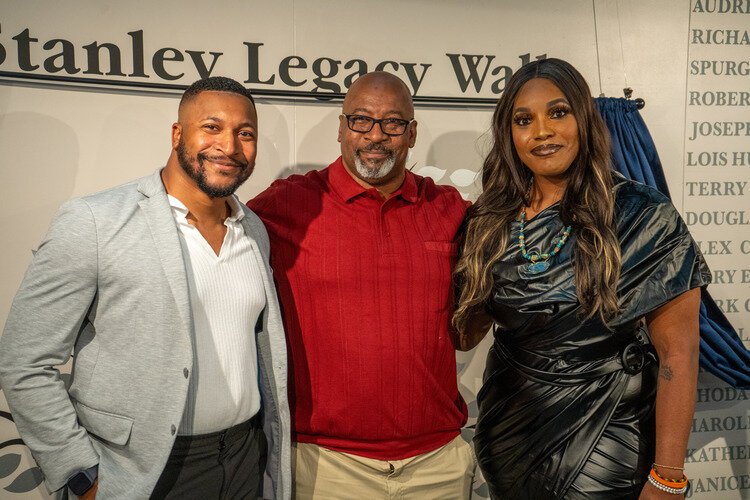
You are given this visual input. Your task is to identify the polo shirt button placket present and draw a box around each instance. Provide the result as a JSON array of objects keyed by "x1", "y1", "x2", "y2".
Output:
[{"x1": 379, "y1": 205, "x2": 390, "y2": 238}]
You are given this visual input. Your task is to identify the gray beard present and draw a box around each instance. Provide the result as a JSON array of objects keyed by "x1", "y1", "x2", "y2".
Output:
[{"x1": 354, "y1": 153, "x2": 396, "y2": 180}]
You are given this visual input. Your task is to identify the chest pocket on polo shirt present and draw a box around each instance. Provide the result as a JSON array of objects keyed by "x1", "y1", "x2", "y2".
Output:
[{"x1": 423, "y1": 241, "x2": 458, "y2": 256}]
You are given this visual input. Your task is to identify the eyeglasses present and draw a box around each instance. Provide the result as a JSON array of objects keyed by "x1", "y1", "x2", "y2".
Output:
[{"x1": 343, "y1": 114, "x2": 413, "y2": 136}]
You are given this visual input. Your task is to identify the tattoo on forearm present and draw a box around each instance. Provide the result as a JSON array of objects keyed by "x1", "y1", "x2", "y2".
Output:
[{"x1": 660, "y1": 365, "x2": 674, "y2": 381}]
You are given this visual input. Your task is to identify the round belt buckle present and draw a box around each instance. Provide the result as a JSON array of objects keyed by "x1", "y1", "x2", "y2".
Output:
[{"x1": 621, "y1": 342, "x2": 645, "y2": 375}]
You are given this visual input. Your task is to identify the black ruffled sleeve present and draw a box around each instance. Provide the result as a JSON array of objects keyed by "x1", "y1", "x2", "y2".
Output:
[{"x1": 614, "y1": 180, "x2": 711, "y2": 326}]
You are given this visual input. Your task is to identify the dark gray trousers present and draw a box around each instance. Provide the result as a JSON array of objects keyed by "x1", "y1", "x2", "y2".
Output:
[{"x1": 150, "y1": 415, "x2": 266, "y2": 499}]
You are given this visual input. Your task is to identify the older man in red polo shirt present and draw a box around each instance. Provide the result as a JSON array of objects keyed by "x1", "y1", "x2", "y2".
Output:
[{"x1": 248, "y1": 71, "x2": 473, "y2": 498}]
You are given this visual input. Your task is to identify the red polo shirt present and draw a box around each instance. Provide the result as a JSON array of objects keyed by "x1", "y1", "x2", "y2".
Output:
[{"x1": 248, "y1": 157, "x2": 468, "y2": 460}]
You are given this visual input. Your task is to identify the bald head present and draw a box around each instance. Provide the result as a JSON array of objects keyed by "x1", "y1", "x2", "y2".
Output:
[{"x1": 343, "y1": 72, "x2": 414, "y2": 117}]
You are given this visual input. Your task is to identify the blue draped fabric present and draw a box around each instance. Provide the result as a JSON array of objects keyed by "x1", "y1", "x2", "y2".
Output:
[{"x1": 595, "y1": 97, "x2": 750, "y2": 388}]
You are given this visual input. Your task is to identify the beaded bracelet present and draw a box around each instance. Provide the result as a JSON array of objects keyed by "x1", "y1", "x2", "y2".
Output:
[
  {"x1": 648, "y1": 475, "x2": 688, "y2": 494},
  {"x1": 651, "y1": 468, "x2": 688, "y2": 486},
  {"x1": 648, "y1": 468, "x2": 688, "y2": 495}
]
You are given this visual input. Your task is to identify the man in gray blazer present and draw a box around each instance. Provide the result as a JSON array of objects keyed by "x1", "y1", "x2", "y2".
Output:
[{"x1": 0, "y1": 77, "x2": 291, "y2": 499}]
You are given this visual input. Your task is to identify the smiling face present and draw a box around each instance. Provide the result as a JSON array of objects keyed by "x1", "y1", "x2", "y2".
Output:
[
  {"x1": 338, "y1": 73, "x2": 417, "y2": 189},
  {"x1": 511, "y1": 78, "x2": 580, "y2": 183},
  {"x1": 172, "y1": 90, "x2": 258, "y2": 198}
]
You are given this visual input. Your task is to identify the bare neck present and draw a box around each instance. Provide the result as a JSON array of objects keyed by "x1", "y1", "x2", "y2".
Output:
[{"x1": 526, "y1": 176, "x2": 567, "y2": 219}]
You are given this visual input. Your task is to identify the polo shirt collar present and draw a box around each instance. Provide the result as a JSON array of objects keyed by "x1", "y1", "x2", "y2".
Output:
[{"x1": 329, "y1": 156, "x2": 418, "y2": 204}]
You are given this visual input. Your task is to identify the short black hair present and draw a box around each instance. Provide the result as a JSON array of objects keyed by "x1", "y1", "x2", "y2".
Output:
[{"x1": 180, "y1": 76, "x2": 255, "y2": 108}]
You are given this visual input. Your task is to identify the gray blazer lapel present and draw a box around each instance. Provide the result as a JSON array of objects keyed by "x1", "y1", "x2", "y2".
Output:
[
  {"x1": 137, "y1": 170, "x2": 192, "y2": 335},
  {"x1": 239, "y1": 210, "x2": 291, "y2": 497},
  {"x1": 239, "y1": 216, "x2": 275, "y2": 303}
]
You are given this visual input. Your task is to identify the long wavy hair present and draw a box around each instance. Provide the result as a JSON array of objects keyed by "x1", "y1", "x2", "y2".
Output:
[{"x1": 453, "y1": 58, "x2": 621, "y2": 343}]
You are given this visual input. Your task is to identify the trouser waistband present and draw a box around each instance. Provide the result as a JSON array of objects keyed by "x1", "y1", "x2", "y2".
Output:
[{"x1": 174, "y1": 413, "x2": 261, "y2": 447}]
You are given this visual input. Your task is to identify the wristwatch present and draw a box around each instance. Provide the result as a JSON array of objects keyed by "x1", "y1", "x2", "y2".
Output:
[{"x1": 67, "y1": 465, "x2": 98, "y2": 496}]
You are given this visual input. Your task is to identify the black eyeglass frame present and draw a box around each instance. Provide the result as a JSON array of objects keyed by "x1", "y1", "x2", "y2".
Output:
[{"x1": 343, "y1": 114, "x2": 414, "y2": 137}]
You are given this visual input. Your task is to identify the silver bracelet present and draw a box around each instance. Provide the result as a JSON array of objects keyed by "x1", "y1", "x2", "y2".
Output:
[{"x1": 648, "y1": 474, "x2": 688, "y2": 495}]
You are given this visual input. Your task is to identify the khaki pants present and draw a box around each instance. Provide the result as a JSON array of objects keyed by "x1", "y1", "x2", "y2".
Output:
[{"x1": 293, "y1": 435, "x2": 476, "y2": 499}]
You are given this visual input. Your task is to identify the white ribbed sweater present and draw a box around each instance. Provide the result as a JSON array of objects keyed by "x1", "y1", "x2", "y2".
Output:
[{"x1": 168, "y1": 195, "x2": 265, "y2": 435}]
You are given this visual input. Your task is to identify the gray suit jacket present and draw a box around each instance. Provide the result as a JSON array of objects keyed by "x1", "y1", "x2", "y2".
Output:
[{"x1": 0, "y1": 170, "x2": 291, "y2": 499}]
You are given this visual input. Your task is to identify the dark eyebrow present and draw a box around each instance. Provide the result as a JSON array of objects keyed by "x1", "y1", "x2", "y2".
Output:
[
  {"x1": 201, "y1": 116, "x2": 256, "y2": 128},
  {"x1": 513, "y1": 98, "x2": 570, "y2": 114}
]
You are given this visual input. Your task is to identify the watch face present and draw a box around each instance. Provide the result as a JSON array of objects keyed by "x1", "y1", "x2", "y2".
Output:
[{"x1": 68, "y1": 472, "x2": 94, "y2": 496}]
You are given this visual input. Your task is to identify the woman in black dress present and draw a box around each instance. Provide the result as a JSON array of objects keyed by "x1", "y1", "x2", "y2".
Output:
[{"x1": 453, "y1": 58, "x2": 709, "y2": 499}]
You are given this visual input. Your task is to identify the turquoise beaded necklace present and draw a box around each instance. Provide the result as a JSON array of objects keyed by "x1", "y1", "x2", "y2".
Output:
[{"x1": 518, "y1": 208, "x2": 572, "y2": 274}]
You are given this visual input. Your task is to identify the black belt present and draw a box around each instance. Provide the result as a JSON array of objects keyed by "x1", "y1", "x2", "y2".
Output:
[
  {"x1": 620, "y1": 324, "x2": 657, "y2": 375},
  {"x1": 175, "y1": 413, "x2": 262, "y2": 447},
  {"x1": 492, "y1": 325, "x2": 656, "y2": 387}
]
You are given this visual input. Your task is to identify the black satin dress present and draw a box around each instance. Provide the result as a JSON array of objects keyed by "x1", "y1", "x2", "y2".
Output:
[{"x1": 474, "y1": 178, "x2": 710, "y2": 499}]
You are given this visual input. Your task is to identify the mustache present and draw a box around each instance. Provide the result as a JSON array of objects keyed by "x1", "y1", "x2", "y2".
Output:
[
  {"x1": 197, "y1": 152, "x2": 247, "y2": 169},
  {"x1": 356, "y1": 144, "x2": 394, "y2": 155}
]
